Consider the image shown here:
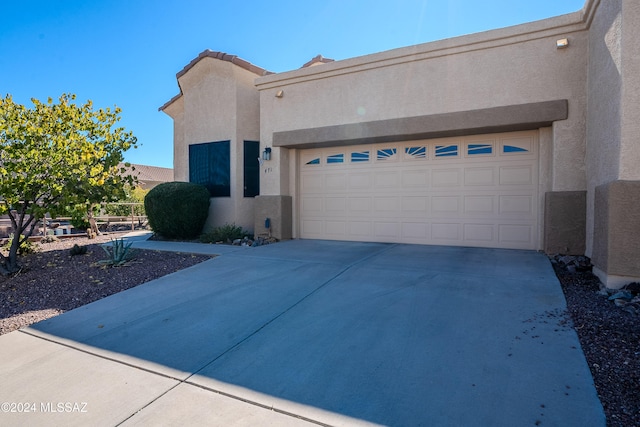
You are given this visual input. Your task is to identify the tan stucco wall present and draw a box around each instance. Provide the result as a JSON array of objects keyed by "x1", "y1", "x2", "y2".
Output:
[
  {"x1": 585, "y1": 0, "x2": 640, "y2": 262},
  {"x1": 163, "y1": 57, "x2": 260, "y2": 232},
  {"x1": 256, "y1": 10, "x2": 590, "y2": 241},
  {"x1": 592, "y1": 180, "x2": 640, "y2": 288},
  {"x1": 164, "y1": 1, "x2": 639, "y2": 282}
]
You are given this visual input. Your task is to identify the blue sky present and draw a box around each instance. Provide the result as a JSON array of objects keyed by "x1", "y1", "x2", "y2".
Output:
[{"x1": 2, "y1": 0, "x2": 585, "y2": 169}]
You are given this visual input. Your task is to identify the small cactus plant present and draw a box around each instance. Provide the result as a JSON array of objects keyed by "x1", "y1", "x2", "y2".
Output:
[{"x1": 69, "y1": 244, "x2": 88, "y2": 256}]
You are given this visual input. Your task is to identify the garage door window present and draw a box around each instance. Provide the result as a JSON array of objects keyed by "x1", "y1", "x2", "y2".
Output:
[
  {"x1": 351, "y1": 151, "x2": 370, "y2": 162},
  {"x1": 405, "y1": 146, "x2": 427, "y2": 159},
  {"x1": 327, "y1": 154, "x2": 344, "y2": 164},
  {"x1": 306, "y1": 157, "x2": 320, "y2": 165},
  {"x1": 468, "y1": 144, "x2": 493, "y2": 155},
  {"x1": 435, "y1": 144, "x2": 458, "y2": 157},
  {"x1": 377, "y1": 148, "x2": 397, "y2": 161}
]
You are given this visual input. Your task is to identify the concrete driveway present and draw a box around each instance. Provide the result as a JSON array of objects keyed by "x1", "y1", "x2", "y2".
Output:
[{"x1": 0, "y1": 240, "x2": 604, "y2": 426}]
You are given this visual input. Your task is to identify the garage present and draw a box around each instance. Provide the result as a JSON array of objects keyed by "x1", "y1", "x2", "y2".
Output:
[{"x1": 298, "y1": 130, "x2": 540, "y2": 250}]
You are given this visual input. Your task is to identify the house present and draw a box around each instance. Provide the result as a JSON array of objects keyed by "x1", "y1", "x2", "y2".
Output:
[
  {"x1": 160, "y1": 0, "x2": 640, "y2": 289},
  {"x1": 119, "y1": 163, "x2": 174, "y2": 190}
]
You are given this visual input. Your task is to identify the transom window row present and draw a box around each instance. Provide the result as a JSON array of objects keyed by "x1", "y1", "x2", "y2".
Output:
[{"x1": 305, "y1": 141, "x2": 531, "y2": 166}]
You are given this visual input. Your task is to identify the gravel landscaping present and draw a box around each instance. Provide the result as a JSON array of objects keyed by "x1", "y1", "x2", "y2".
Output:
[
  {"x1": 0, "y1": 237, "x2": 637, "y2": 426},
  {"x1": 551, "y1": 255, "x2": 639, "y2": 427},
  {"x1": 0, "y1": 233, "x2": 212, "y2": 335}
]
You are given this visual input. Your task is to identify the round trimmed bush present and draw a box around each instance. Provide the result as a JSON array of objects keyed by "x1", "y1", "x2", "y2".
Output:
[{"x1": 144, "y1": 182, "x2": 210, "y2": 239}]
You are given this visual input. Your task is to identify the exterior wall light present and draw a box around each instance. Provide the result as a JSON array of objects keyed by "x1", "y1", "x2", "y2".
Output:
[
  {"x1": 275, "y1": 90, "x2": 284, "y2": 98},
  {"x1": 556, "y1": 38, "x2": 569, "y2": 49},
  {"x1": 263, "y1": 147, "x2": 272, "y2": 161}
]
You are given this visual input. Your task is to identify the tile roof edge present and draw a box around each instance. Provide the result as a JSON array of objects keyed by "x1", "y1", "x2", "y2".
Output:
[
  {"x1": 160, "y1": 49, "x2": 273, "y2": 112},
  {"x1": 176, "y1": 49, "x2": 273, "y2": 80}
]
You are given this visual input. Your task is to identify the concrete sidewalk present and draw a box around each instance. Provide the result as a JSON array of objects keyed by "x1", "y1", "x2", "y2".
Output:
[{"x1": 0, "y1": 239, "x2": 604, "y2": 426}]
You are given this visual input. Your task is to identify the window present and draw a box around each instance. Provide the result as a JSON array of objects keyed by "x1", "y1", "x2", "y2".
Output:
[
  {"x1": 435, "y1": 144, "x2": 458, "y2": 158},
  {"x1": 377, "y1": 148, "x2": 397, "y2": 160},
  {"x1": 467, "y1": 144, "x2": 493, "y2": 155},
  {"x1": 351, "y1": 151, "x2": 370, "y2": 162},
  {"x1": 189, "y1": 140, "x2": 230, "y2": 197},
  {"x1": 405, "y1": 146, "x2": 426, "y2": 159},
  {"x1": 327, "y1": 153, "x2": 344, "y2": 164},
  {"x1": 244, "y1": 141, "x2": 259, "y2": 197}
]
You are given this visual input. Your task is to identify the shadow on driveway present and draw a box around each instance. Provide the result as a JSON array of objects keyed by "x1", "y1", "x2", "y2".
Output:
[{"x1": 11, "y1": 240, "x2": 604, "y2": 426}]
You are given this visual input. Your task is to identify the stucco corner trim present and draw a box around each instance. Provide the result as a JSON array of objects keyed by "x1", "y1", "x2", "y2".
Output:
[{"x1": 273, "y1": 100, "x2": 568, "y2": 148}]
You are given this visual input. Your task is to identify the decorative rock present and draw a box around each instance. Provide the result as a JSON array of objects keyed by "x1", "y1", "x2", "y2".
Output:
[
  {"x1": 623, "y1": 282, "x2": 640, "y2": 293},
  {"x1": 608, "y1": 291, "x2": 634, "y2": 302},
  {"x1": 559, "y1": 255, "x2": 574, "y2": 265}
]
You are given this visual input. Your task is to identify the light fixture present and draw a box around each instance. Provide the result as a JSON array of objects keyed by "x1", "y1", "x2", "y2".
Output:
[
  {"x1": 275, "y1": 90, "x2": 284, "y2": 98},
  {"x1": 556, "y1": 38, "x2": 569, "y2": 49},
  {"x1": 262, "y1": 147, "x2": 272, "y2": 161}
]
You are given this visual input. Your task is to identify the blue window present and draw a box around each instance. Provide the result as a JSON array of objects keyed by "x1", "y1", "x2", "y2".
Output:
[
  {"x1": 327, "y1": 154, "x2": 344, "y2": 164},
  {"x1": 189, "y1": 140, "x2": 230, "y2": 197},
  {"x1": 377, "y1": 148, "x2": 397, "y2": 160},
  {"x1": 351, "y1": 151, "x2": 370, "y2": 162},
  {"x1": 503, "y1": 145, "x2": 529, "y2": 153},
  {"x1": 405, "y1": 146, "x2": 426, "y2": 159},
  {"x1": 435, "y1": 145, "x2": 458, "y2": 157},
  {"x1": 468, "y1": 144, "x2": 493, "y2": 155},
  {"x1": 306, "y1": 158, "x2": 320, "y2": 165}
]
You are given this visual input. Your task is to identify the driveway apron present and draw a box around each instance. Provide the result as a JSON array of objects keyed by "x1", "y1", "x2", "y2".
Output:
[{"x1": 0, "y1": 240, "x2": 604, "y2": 426}]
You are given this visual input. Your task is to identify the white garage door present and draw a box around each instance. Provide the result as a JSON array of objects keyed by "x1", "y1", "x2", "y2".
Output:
[{"x1": 298, "y1": 131, "x2": 540, "y2": 250}]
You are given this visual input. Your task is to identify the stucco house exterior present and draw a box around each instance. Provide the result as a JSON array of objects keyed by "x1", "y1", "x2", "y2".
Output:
[{"x1": 160, "y1": 0, "x2": 639, "y2": 289}]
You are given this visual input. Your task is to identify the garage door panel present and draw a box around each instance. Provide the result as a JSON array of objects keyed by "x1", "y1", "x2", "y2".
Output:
[
  {"x1": 374, "y1": 221, "x2": 400, "y2": 239},
  {"x1": 301, "y1": 175, "x2": 324, "y2": 193},
  {"x1": 401, "y1": 170, "x2": 429, "y2": 187},
  {"x1": 301, "y1": 219, "x2": 324, "y2": 237},
  {"x1": 325, "y1": 197, "x2": 346, "y2": 215},
  {"x1": 349, "y1": 173, "x2": 373, "y2": 190},
  {"x1": 498, "y1": 224, "x2": 533, "y2": 245},
  {"x1": 431, "y1": 196, "x2": 461, "y2": 216},
  {"x1": 499, "y1": 195, "x2": 534, "y2": 216},
  {"x1": 325, "y1": 174, "x2": 347, "y2": 191},
  {"x1": 325, "y1": 221, "x2": 346, "y2": 237},
  {"x1": 298, "y1": 131, "x2": 539, "y2": 250},
  {"x1": 432, "y1": 168, "x2": 461, "y2": 187},
  {"x1": 348, "y1": 221, "x2": 372, "y2": 238},
  {"x1": 374, "y1": 171, "x2": 400, "y2": 188},
  {"x1": 463, "y1": 223, "x2": 495, "y2": 242},
  {"x1": 431, "y1": 223, "x2": 461, "y2": 241},
  {"x1": 301, "y1": 197, "x2": 323, "y2": 215},
  {"x1": 374, "y1": 197, "x2": 400, "y2": 214},
  {"x1": 499, "y1": 165, "x2": 534, "y2": 186},
  {"x1": 349, "y1": 197, "x2": 372, "y2": 213},
  {"x1": 463, "y1": 195, "x2": 495, "y2": 215},
  {"x1": 401, "y1": 222, "x2": 430, "y2": 240},
  {"x1": 464, "y1": 167, "x2": 496, "y2": 186},
  {"x1": 401, "y1": 196, "x2": 428, "y2": 214}
]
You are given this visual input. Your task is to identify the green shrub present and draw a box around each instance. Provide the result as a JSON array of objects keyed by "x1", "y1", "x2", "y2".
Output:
[
  {"x1": 3, "y1": 234, "x2": 37, "y2": 255},
  {"x1": 200, "y1": 223, "x2": 251, "y2": 243},
  {"x1": 144, "y1": 182, "x2": 210, "y2": 239}
]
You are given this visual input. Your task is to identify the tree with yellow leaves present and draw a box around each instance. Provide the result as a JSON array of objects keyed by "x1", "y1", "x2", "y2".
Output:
[{"x1": 0, "y1": 94, "x2": 137, "y2": 275}]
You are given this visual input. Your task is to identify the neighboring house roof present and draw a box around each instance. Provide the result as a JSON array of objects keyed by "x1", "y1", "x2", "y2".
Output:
[
  {"x1": 119, "y1": 163, "x2": 173, "y2": 186},
  {"x1": 301, "y1": 54, "x2": 335, "y2": 68},
  {"x1": 159, "y1": 50, "x2": 273, "y2": 112}
]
